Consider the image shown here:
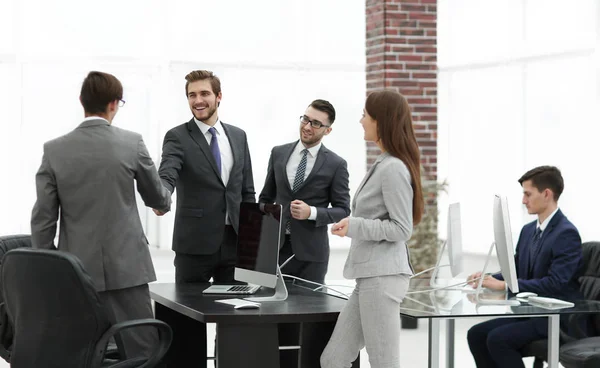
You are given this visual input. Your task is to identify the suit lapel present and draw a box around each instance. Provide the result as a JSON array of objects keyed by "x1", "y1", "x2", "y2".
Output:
[
  {"x1": 221, "y1": 122, "x2": 239, "y2": 182},
  {"x1": 528, "y1": 209, "x2": 563, "y2": 273},
  {"x1": 354, "y1": 153, "x2": 387, "y2": 204},
  {"x1": 294, "y1": 145, "x2": 328, "y2": 192},
  {"x1": 282, "y1": 142, "x2": 297, "y2": 193},
  {"x1": 186, "y1": 119, "x2": 223, "y2": 184}
]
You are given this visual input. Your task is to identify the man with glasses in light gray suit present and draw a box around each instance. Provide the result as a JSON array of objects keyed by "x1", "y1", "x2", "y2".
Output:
[
  {"x1": 259, "y1": 99, "x2": 351, "y2": 285},
  {"x1": 31, "y1": 71, "x2": 171, "y2": 359}
]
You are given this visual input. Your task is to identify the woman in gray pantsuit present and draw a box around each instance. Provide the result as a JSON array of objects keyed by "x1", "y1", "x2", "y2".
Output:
[{"x1": 320, "y1": 90, "x2": 424, "y2": 368}]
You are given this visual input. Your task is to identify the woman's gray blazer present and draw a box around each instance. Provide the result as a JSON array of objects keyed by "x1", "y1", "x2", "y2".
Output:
[{"x1": 344, "y1": 152, "x2": 415, "y2": 279}]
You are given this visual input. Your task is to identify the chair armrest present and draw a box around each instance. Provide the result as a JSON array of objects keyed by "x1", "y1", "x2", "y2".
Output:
[{"x1": 91, "y1": 318, "x2": 172, "y2": 368}]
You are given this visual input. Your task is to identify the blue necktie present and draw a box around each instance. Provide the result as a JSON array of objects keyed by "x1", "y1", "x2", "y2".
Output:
[
  {"x1": 286, "y1": 149, "x2": 309, "y2": 233},
  {"x1": 530, "y1": 227, "x2": 542, "y2": 259},
  {"x1": 208, "y1": 127, "x2": 221, "y2": 174}
]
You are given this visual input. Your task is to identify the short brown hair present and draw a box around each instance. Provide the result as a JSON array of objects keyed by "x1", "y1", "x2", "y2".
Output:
[
  {"x1": 79, "y1": 71, "x2": 123, "y2": 114},
  {"x1": 308, "y1": 99, "x2": 336, "y2": 124},
  {"x1": 518, "y1": 166, "x2": 564, "y2": 201},
  {"x1": 185, "y1": 70, "x2": 221, "y2": 96},
  {"x1": 365, "y1": 90, "x2": 424, "y2": 225}
]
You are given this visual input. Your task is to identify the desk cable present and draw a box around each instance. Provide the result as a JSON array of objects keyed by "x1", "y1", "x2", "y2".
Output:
[
  {"x1": 405, "y1": 276, "x2": 484, "y2": 295},
  {"x1": 278, "y1": 254, "x2": 351, "y2": 299}
]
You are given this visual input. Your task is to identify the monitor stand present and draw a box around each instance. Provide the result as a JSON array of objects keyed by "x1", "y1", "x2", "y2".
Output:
[
  {"x1": 429, "y1": 240, "x2": 451, "y2": 288},
  {"x1": 475, "y1": 242, "x2": 520, "y2": 306},
  {"x1": 244, "y1": 265, "x2": 288, "y2": 302}
]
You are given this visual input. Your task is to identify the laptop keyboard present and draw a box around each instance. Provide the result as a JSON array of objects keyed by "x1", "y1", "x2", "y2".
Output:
[{"x1": 227, "y1": 285, "x2": 255, "y2": 293}]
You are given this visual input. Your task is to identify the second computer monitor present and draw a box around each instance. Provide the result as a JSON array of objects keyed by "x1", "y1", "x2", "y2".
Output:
[
  {"x1": 493, "y1": 195, "x2": 519, "y2": 293},
  {"x1": 234, "y1": 202, "x2": 283, "y2": 289},
  {"x1": 447, "y1": 202, "x2": 463, "y2": 277}
]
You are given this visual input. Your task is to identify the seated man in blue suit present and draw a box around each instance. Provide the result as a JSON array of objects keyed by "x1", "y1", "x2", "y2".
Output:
[{"x1": 466, "y1": 165, "x2": 583, "y2": 368}]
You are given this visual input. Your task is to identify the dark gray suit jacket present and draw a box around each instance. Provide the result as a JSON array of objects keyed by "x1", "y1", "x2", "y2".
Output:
[
  {"x1": 31, "y1": 119, "x2": 171, "y2": 292},
  {"x1": 159, "y1": 119, "x2": 255, "y2": 255},
  {"x1": 259, "y1": 141, "x2": 351, "y2": 262}
]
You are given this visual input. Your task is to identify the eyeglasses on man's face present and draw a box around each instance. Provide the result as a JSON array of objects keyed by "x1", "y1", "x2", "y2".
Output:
[
  {"x1": 299, "y1": 115, "x2": 330, "y2": 129},
  {"x1": 118, "y1": 99, "x2": 126, "y2": 107}
]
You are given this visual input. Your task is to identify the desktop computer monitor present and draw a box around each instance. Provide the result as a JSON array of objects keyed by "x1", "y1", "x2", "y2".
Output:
[
  {"x1": 235, "y1": 202, "x2": 287, "y2": 301},
  {"x1": 474, "y1": 195, "x2": 520, "y2": 306},
  {"x1": 430, "y1": 202, "x2": 463, "y2": 286},
  {"x1": 447, "y1": 202, "x2": 463, "y2": 277},
  {"x1": 492, "y1": 194, "x2": 519, "y2": 293}
]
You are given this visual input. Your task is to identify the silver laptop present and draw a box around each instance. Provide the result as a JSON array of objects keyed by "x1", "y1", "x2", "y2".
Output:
[
  {"x1": 202, "y1": 284, "x2": 260, "y2": 295},
  {"x1": 203, "y1": 203, "x2": 283, "y2": 295}
]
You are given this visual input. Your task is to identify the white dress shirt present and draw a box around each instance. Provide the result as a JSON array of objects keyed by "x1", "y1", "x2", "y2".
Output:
[
  {"x1": 286, "y1": 141, "x2": 321, "y2": 221},
  {"x1": 537, "y1": 207, "x2": 559, "y2": 234},
  {"x1": 195, "y1": 118, "x2": 234, "y2": 223},
  {"x1": 82, "y1": 116, "x2": 110, "y2": 124}
]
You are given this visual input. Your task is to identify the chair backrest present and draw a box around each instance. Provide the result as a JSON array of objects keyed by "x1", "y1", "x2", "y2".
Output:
[
  {"x1": 0, "y1": 235, "x2": 32, "y2": 362},
  {"x1": 579, "y1": 241, "x2": 600, "y2": 335},
  {"x1": 2, "y1": 248, "x2": 111, "y2": 368},
  {"x1": 0, "y1": 235, "x2": 32, "y2": 258}
]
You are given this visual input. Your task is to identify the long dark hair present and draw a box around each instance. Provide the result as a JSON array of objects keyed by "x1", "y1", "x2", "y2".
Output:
[{"x1": 365, "y1": 90, "x2": 424, "y2": 225}]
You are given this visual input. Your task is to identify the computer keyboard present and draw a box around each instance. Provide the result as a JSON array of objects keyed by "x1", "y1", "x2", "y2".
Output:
[
  {"x1": 527, "y1": 296, "x2": 574, "y2": 309},
  {"x1": 202, "y1": 283, "x2": 261, "y2": 295},
  {"x1": 227, "y1": 285, "x2": 255, "y2": 293}
]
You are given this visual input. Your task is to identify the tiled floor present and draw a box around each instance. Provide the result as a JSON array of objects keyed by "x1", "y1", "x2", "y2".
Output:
[{"x1": 0, "y1": 247, "x2": 556, "y2": 368}]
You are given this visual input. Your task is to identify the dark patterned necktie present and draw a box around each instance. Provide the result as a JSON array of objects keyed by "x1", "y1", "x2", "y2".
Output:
[
  {"x1": 530, "y1": 227, "x2": 542, "y2": 258},
  {"x1": 286, "y1": 149, "x2": 309, "y2": 233},
  {"x1": 208, "y1": 127, "x2": 221, "y2": 174},
  {"x1": 292, "y1": 149, "x2": 308, "y2": 192}
]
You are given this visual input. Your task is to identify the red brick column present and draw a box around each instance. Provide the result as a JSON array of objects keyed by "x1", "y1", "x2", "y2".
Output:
[{"x1": 365, "y1": 0, "x2": 437, "y2": 183}]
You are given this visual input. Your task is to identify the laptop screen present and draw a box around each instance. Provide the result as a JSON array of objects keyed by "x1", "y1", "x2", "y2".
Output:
[{"x1": 236, "y1": 203, "x2": 283, "y2": 276}]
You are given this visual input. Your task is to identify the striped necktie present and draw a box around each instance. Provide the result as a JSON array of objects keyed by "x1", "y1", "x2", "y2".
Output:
[{"x1": 286, "y1": 149, "x2": 309, "y2": 233}]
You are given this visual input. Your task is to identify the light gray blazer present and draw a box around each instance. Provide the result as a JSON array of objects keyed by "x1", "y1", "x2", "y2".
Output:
[
  {"x1": 344, "y1": 152, "x2": 415, "y2": 279},
  {"x1": 31, "y1": 119, "x2": 171, "y2": 292}
]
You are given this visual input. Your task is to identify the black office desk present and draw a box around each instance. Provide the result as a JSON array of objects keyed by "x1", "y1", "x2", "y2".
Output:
[{"x1": 151, "y1": 282, "x2": 359, "y2": 368}]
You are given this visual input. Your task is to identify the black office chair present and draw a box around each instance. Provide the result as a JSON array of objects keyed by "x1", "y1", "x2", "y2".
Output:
[
  {"x1": 1, "y1": 248, "x2": 172, "y2": 368},
  {"x1": 558, "y1": 241, "x2": 600, "y2": 368},
  {"x1": 0, "y1": 234, "x2": 32, "y2": 363},
  {"x1": 520, "y1": 241, "x2": 600, "y2": 368}
]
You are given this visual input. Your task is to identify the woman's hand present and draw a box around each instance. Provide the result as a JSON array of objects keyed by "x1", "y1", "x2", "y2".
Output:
[{"x1": 331, "y1": 217, "x2": 350, "y2": 237}]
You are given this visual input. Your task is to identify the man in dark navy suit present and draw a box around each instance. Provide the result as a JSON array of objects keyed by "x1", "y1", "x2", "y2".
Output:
[{"x1": 466, "y1": 166, "x2": 583, "y2": 368}]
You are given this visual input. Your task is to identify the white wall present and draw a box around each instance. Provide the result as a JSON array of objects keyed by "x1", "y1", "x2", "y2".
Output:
[
  {"x1": 0, "y1": 0, "x2": 366, "y2": 249},
  {"x1": 438, "y1": 0, "x2": 600, "y2": 254}
]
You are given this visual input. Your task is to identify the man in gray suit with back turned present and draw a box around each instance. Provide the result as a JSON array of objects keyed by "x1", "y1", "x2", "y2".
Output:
[
  {"x1": 260, "y1": 99, "x2": 351, "y2": 285},
  {"x1": 31, "y1": 71, "x2": 171, "y2": 359}
]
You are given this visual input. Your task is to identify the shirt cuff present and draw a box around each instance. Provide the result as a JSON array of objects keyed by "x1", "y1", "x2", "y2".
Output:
[{"x1": 308, "y1": 206, "x2": 317, "y2": 221}]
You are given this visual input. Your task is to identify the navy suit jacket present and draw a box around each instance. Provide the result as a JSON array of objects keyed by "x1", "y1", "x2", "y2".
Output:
[{"x1": 496, "y1": 209, "x2": 583, "y2": 301}]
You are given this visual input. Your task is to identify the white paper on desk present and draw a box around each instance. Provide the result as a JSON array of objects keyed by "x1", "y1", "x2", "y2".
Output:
[{"x1": 215, "y1": 298, "x2": 260, "y2": 308}]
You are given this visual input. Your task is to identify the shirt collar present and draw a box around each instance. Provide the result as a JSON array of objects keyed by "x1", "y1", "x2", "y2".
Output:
[
  {"x1": 82, "y1": 116, "x2": 110, "y2": 124},
  {"x1": 538, "y1": 207, "x2": 559, "y2": 232},
  {"x1": 195, "y1": 118, "x2": 222, "y2": 135},
  {"x1": 297, "y1": 141, "x2": 322, "y2": 157}
]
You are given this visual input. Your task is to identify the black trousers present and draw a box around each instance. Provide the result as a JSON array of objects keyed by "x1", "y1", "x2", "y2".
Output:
[
  {"x1": 174, "y1": 225, "x2": 238, "y2": 284},
  {"x1": 162, "y1": 225, "x2": 238, "y2": 368},
  {"x1": 279, "y1": 234, "x2": 328, "y2": 286}
]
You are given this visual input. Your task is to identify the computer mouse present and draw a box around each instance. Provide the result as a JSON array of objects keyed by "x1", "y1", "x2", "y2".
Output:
[
  {"x1": 233, "y1": 303, "x2": 260, "y2": 310},
  {"x1": 516, "y1": 292, "x2": 537, "y2": 299}
]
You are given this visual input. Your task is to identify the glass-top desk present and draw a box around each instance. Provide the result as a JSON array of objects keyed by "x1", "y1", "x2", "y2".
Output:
[{"x1": 313, "y1": 278, "x2": 600, "y2": 368}]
